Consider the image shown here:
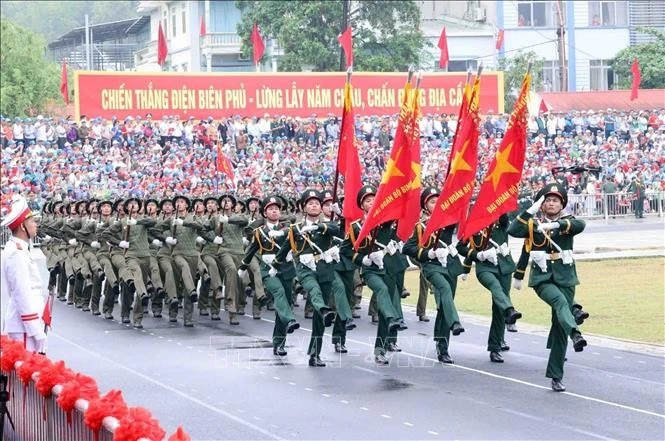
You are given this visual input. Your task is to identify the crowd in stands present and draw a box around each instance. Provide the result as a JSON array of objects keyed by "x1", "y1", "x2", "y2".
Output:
[{"x1": 1, "y1": 108, "x2": 664, "y2": 215}]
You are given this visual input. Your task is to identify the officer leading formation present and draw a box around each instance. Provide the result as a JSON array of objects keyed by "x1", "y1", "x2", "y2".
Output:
[{"x1": 3, "y1": 181, "x2": 590, "y2": 392}]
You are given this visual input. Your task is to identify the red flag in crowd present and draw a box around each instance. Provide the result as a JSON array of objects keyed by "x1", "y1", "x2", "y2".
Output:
[
  {"x1": 216, "y1": 144, "x2": 235, "y2": 183},
  {"x1": 336, "y1": 81, "x2": 364, "y2": 228},
  {"x1": 438, "y1": 27, "x2": 449, "y2": 69},
  {"x1": 630, "y1": 58, "x2": 641, "y2": 101},
  {"x1": 251, "y1": 23, "x2": 265, "y2": 65},
  {"x1": 59, "y1": 60, "x2": 69, "y2": 105},
  {"x1": 338, "y1": 26, "x2": 353, "y2": 68},
  {"x1": 460, "y1": 72, "x2": 532, "y2": 239},
  {"x1": 422, "y1": 76, "x2": 481, "y2": 243},
  {"x1": 495, "y1": 29, "x2": 504, "y2": 50},
  {"x1": 355, "y1": 80, "x2": 418, "y2": 247},
  {"x1": 200, "y1": 16, "x2": 206, "y2": 37},
  {"x1": 157, "y1": 22, "x2": 168, "y2": 66}
]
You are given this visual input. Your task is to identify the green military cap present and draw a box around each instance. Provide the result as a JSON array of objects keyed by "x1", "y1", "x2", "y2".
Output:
[
  {"x1": 321, "y1": 190, "x2": 334, "y2": 203},
  {"x1": 356, "y1": 185, "x2": 377, "y2": 209},
  {"x1": 536, "y1": 182, "x2": 568, "y2": 208},
  {"x1": 300, "y1": 189, "x2": 322, "y2": 206},
  {"x1": 261, "y1": 195, "x2": 282, "y2": 215},
  {"x1": 420, "y1": 187, "x2": 440, "y2": 210}
]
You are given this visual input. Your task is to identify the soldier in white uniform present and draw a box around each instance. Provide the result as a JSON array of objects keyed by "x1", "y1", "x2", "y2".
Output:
[{"x1": 1, "y1": 197, "x2": 48, "y2": 353}]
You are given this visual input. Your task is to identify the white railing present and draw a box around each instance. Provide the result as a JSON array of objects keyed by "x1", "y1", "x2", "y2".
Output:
[
  {"x1": 203, "y1": 32, "x2": 242, "y2": 47},
  {"x1": 567, "y1": 191, "x2": 665, "y2": 219}
]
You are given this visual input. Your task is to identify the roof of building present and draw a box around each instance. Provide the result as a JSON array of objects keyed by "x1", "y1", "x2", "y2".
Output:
[
  {"x1": 541, "y1": 89, "x2": 665, "y2": 112},
  {"x1": 48, "y1": 16, "x2": 150, "y2": 49}
]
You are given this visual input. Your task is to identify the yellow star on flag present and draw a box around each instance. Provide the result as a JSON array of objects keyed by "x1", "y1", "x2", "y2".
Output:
[
  {"x1": 408, "y1": 161, "x2": 422, "y2": 190},
  {"x1": 380, "y1": 146, "x2": 406, "y2": 184},
  {"x1": 485, "y1": 142, "x2": 520, "y2": 190},
  {"x1": 448, "y1": 139, "x2": 472, "y2": 176}
]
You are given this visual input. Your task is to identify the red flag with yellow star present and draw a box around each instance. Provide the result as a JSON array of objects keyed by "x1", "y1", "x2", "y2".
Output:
[
  {"x1": 460, "y1": 72, "x2": 531, "y2": 239},
  {"x1": 421, "y1": 76, "x2": 481, "y2": 244},
  {"x1": 355, "y1": 81, "x2": 418, "y2": 247}
]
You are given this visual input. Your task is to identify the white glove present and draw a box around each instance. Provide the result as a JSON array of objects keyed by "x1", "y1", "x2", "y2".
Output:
[
  {"x1": 460, "y1": 274, "x2": 468, "y2": 281},
  {"x1": 527, "y1": 195, "x2": 545, "y2": 215},
  {"x1": 435, "y1": 247, "x2": 449, "y2": 263},
  {"x1": 362, "y1": 256, "x2": 373, "y2": 266},
  {"x1": 214, "y1": 236, "x2": 224, "y2": 245},
  {"x1": 286, "y1": 250, "x2": 294, "y2": 262},
  {"x1": 242, "y1": 237, "x2": 250, "y2": 247},
  {"x1": 90, "y1": 241, "x2": 101, "y2": 249},
  {"x1": 397, "y1": 241, "x2": 404, "y2": 253},
  {"x1": 537, "y1": 221, "x2": 560, "y2": 232},
  {"x1": 165, "y1": 237, "x2": 177, "y2": 245},
  {"x1": 331, "y1": 202, "x2": 341, "y2": 215},
  {"x1": 484, "y1": 247, "x2": 499, "y2": 265},
  {"x1": 219, "y1": 215, "x2": 229, "y2": 223},
  {"x1": 126, "y1": 218, "x2": 137, "y2": 226},
  {"x1": 152, "y1": 239, "x2": 163, "y2": 247},
  {"x1": 512, "y1": 278, "x2": 523, "y2": 290},
  {"x1": 268, "y1": 229, "x2": 284, "y2": 238},
  {"x1": 43, "y1": 235, "x2": 52, "y2": 243},
  {"x1": 34, "y1": 335, "x2": 47, "y2": 354},
  {"x1": 172, "y1": 218, "x2": 184, "y2": 226},
  {"x1": 268, "y1": 266, "x2": 278, "y2": 277},
  {"x1": 385, "y1": 240, "x2": 398, "y2": 256},
  {"x1": 427, "y1": 249, "x2": 437, "y2": 259},
  {"x1": 119, "y1": 240, "x2": 130, "y2": 249},
  {"x1": 326, "y1": 246, "x2": 340, "y2": 262},
  {"x1": 499, "y1": 242, "x2": 511, "y2": 257},
  {"x1": 369, "y1": 250, "x2": 384, "y2": 266},
  {"x1": 477, "y1": 250, "x2": 487, "y2": 261},
  {"x1": 196, "y1": 236, "x2": 206, "y2": 245},
  {"x1": 68, "y1": 238, "x2": 78, "y2": 246},
  {"x1": 237, "y1": 268, "x2": 248, "y2": 279},
  {"x1": 300, "y1": 224, "x2": 318, "y2": 233}
]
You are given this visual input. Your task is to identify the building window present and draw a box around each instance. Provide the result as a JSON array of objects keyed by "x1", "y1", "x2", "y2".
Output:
[
  {"x1": 181, "y1": 3, "x2": 187, "y2": 34},
  {"x1": 588, "y1": 1, "x2": 628, "y2": 26},
  {"x1": 441, "y1": 59, "x2": 478, "y2": 72},
  {"x1": 589, "y1": 60, "x2": 617, "y2": 90},
  {"x1": 170, "y1": 5, "x2": 177, "y2": 36},
  {"x1": 517, "y1": 1, "x2": 559, "y2": 27},
  {"x1": 541, "y1": 60, "x2": 562, "y2": 92}
]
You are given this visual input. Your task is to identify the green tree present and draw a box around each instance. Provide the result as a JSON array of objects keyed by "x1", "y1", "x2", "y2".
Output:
[
  {"x1": 236, "y1": 0, "x2": 430, "y2": 72},
  {"x1": 498, "y1": 51, "x2": 544, "y2": 110},
  {"x1": 611, "y1": 28, "x2": 665, "y2": 90},
  {"x1": 0, "y1": 19, "x2": 61, "y2": 116}
]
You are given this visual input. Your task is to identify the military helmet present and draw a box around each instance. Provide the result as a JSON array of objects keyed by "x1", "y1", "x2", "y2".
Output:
[
  {"x1": 536, "y1": 182, "x2": 568, "y2": 208},
  {"x1": 218, "y1": 193, "x2": 237, "y2": 208},
  {"x1": 261, "y1": 195, "x2": 282, "y2": 215},
  {"x1": 203, "y1": 196, "x2": 219, "y2": 208},
  {"x1": 159, "y1": 198, "x2": 173, "y2": 210},
  {"x1": 123, "y1": 197, "x2": 143, "y2": 213},
  {"x1": 75, "y1": 200, "x2": 88, "y2": 214},
  {"x1": 191, "y1": 198, "x2": 205, "y2": 211},
  {"x1": 356, "y1": 185, "x2": 377, "y2": 209},
  {"x1": 321, "y1": 190, "x2": 334, "y2": 203},
  {"x1": 300, "y1": 189, "x2": 322, "y2": 207},
  {"x1": 98, "y1": 200, "x2": 114, "y2": 212},
  {"x1": 42, "y1": 201, "x2": 52, "y2": 215},
  {"x1": 173, "y1": 195, "x2": 191, "y2": 210},
  {"x1": 145, "y1": 198, "x2": 160, "y2": 209},
  {"x1": 420, "y1": 187, "x2": 440, "y2": 210},
  {"x1": 113, "y1": 199, "x2": 124, "y2": 213},
  {"x1": 245, "y1": 196, "x2": 261, "y2": 207},
  {"x1": 86, "y1": 199, "x2": 99, "y2": 213}
]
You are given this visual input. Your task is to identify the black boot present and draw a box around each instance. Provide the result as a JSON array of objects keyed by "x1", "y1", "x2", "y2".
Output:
[{"x1": 571, "y1": 330, "x2": 587, "y2": 352}]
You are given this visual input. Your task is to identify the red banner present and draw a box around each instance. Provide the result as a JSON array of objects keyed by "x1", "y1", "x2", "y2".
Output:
[{"x1": 74, "y1": 71, "x2": 503, "y2": 120}]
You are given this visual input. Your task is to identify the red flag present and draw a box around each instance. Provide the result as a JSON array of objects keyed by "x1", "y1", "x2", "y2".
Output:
[
  {"x1": 251, "y1": 23, "x2": 265, "y2": 65},
  {"x1": 59, "y1": 61, "x2": 69, "y2": 105},
  {"x1": 495, "y1": 29, "x2": 504, "y2": 50},
  {"x1": 216, "y1": 144, "x2": 235, "y2": 182},
  {"x1": 157, "y1": 22, "x2": 168, "y2": 66},
  {"x1": 460, "y1": 73, "x2": 532, "y2": 239},
  {"x1": 355, "y1": 81, "x2": 418, "y2": 246},
  {"x1": 396, "y1": 86, "x2": 422, "y2": 241},
  {"x1": 438, "y1": 27, "x2": 449, "y2": 69},
  {"x1": 630, "y1": 58, "x2": 640, "y2": 101},
  {"x1": 338, "y1": 26, "x2": 353, "y2": 68},
  {"x1": 200, "y1": 16, "x2": 206, "y2": 37},
  {"x1": 422, "y1": 77, "x2": 481, "y2": 243},
  {"x1": 337, "y1": 81, "x2": 364, "y2": 228},
  {"x1": 42, "y1": 299, "x2": 52, "y2": 327}
]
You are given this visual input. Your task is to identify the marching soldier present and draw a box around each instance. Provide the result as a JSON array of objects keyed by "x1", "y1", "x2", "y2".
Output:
[
  {"x1": 94, "y1": 200, "x2": 121, "y2": 320},
  {"x1": 507, "y1": 183, "x2": 588, "y2": 392},
  {"x1": 244, "y1": 196, "x2": 268, "y2": 320},
  {"x1": 75, "y1": 199, "x2": 105, "y2": 314},
  {"x1": 403, "y1": 187, "x2": 465, "y2": 364},
  {"x1": 239, "y1": 195, "x2": 299, "y2": 357},
  {"x1": 199, "y1": 196, "x2": 225, "y2": 320},
  {"x1": 149, "y1": 199, "x2": 180, "y2": 322},
  {"x1": 144, "y1": 198, "x2": 167, "y2": 318}
]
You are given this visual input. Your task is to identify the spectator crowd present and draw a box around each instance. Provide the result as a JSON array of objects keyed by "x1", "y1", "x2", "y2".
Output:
[{"x1": 1, "y1": 108, "x2": 664, "y2": 216}]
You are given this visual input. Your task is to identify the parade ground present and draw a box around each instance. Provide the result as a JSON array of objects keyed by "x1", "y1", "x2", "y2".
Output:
[{"x1": 37, "y1": 217, "x2": 665, "y2": 440}]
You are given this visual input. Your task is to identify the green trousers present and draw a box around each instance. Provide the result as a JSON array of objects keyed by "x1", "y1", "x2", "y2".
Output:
[
  {"x1": 332, "y1": 269, "x2": 354, "y2": 345},
  {"x1": 264, "y1": 274, "x2": 296, "y2": 350},
  {"x1": 299, "y1": 266, "x2": 332, "y2": 357},
  {"x1": 423, "y1": 269, "x2": 459, "y2": 355},
  {"x1": 477, "y1": 271, "x2": 512, "y2": 352},
  {"x1": 534, "y1": 283, "x2": 577, "y2": 380},
  {"x1": 362, "y1": 270, "x2": 399, "y2": 356}
]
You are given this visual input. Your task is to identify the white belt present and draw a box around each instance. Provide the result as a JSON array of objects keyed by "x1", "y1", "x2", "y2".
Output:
[
  {"x1": 261, "y1": 254, "x2": 276, "y2": 265},
  {"x1": 299, "y1": 253, "x2": 319, "y2": 271}
]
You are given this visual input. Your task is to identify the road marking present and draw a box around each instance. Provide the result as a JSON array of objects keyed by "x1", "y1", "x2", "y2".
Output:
[
  {"x1": 321, "y1": 393, "x2": 330, "y2": 398},
  {"x1": 288, "y1": 382, "x2": 296, "y2": 386},
  {"x1": 531, "y1": 341, "x2": 539, "y2": 344},
  {"x1": 158, "y1": 336, "x2": 163, "y2": 339},
  {"x1": 427, "y1": 430, "x2": 438, "y2": 435},
  {"x1": 638, "y1": 360, "x2": 646, "y2": 364},
  {"x1": 304, "y1": 387, "x2": 313, "y2": 391},
  {"x1": 613, "y1": 356, "x2": 623, "y2": 360},
  {"x1": 403, "y1": 422, "x2": 414, "y2": 427},
  {"x1": 52, "y1": 332, "x2": 285, "y2": 440},
  {"x1": 381, "y1": 414, "x2": 391, "y2": 419},
  {"x1": 149, "y1": 333, "x2": 155, "y2": 336},
  {"x1": 340, "y1": 400, "x2": 349, "y2": 404},
  {"x1": 273, "y1": 376, "x2": 280, "y2": 381},
  {"x1": 360, "y1": 406, "x2": 369, "y2": 411},
  {"x1": 592, "y1": 352, "x2": 600, "y2": 355},
  {"x1": 353, "y1": 366, "x2": 382, "y2": 376}
]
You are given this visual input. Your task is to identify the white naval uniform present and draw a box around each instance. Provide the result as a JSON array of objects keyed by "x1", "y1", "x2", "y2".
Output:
[{"x1": 1, "y1": 237, "x2": 48, "y2": 352}]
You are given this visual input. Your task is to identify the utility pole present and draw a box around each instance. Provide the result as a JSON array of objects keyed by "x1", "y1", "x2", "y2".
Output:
[
  {"x1": 555, "y1": 0, "x2": 567, "y2": 91},
  {"x1": 339, "y1": 0, "x2": 349, "y2": 71},
  {"x1": 85, "y1": 14, "x2": 91, "y2": 70}
]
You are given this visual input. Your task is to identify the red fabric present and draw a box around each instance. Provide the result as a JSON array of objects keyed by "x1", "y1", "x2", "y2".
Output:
[
  {"x1": 355, "y1": 82, "x2": 418, "y2": 246},
  {"x1": 199, "y1": 16, "x2": 206, "y2": 37},
  {"x1": 168, "y1": 426, "x2": 192, "y2": 441},
  {"x1": 0, "y1": 337, "x2": 26, "y2": 372},
  {"x1": 438, "y1": 27, "x2": 449, "y2": 68},
  {"x1": 461, "y1": 73, "x2": 531, "y2": 239},
  {"x1": 60, "y1": 61, "x2": 69, "y2": 105},
  {"x1": 337, "y1": 82, "x2": 364, "y2": 229},
  {"x1": 157, "y1": 22, "x2": 168, "y2": 66},
  {"x1": 113, "y1": 407, "x2": 166, "y2": 441},
  {"x1": 423, "y1": 77, "x2": 481, "y2": 243},
  {"x1": 495, "y1": 29, "x2": 504, "y2": 50},
  {"x1": 17, "y1": 352, "x2": 51, "y2": 385},
  {"x1": 630, "y1": 58, "x2": 640, "y2": 101},
  {"x1": 251, "y1": 23, "x2": 265, "y2": 65},
  {"x1": 216, "y1": 144, "x2": 235, "y2": 183},
  {"x1": 338, "y1": 26, "x2": 353, "y2": 68},
  {"x1": 42, "y1": 298, "x2": 52, "y2": 327},
  {"x1": 84, "y1": 390, "x2": 129, "y2": 434},
  {"x1": 35, "y1": 360, "x2": 74, "y2": 398},
  {"x1": 56, "y1": 373, "x2": 100, "y2": 413}
]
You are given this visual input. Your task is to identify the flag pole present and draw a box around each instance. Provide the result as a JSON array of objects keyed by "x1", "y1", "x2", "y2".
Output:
[{"x1": 332, "y1": 66, "x2": 353, "y2": 202}]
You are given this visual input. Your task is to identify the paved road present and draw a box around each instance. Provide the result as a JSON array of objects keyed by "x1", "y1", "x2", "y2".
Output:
[{"x1": 44, "y1": 294, "x2": 664, "y2": 440}]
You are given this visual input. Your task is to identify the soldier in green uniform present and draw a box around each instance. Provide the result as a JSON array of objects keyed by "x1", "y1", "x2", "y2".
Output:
[
  {"x1": 628, "y1": 174, "x2": 646, "y2": 218},
  {"x1": 507, "y1": 183, "x2": 588, "y2": 392},
  {"x1": 75, "y1": 199, "x2": 105, "y2": 314},
  {"x1": 191, "y1": 198, "x2": 211, "y2": 316},
  {"x1": 93, "y1": 200, "x2": 121, "y2": 319},
  {"x1": 403, "y1": 187, "x2": 466, "y2": 364},
  {"x1": 461, "y1": 214, "x2": 522, "y2": 363},
  {"x1": 149, "y1": 199, "x2": 180, "y2": 322},
  {"x1": 144, "y1": 199, "x2": 167, "y2": 317},
  {"x1": 199, "y1": 196, "x2": 225, "y2": 320},
  {"x1": 239, "y1": 195, "x2": 299, "y2": 356},
  {"x1": 244, "y1": 196, "x2": 268, "y2": 320},
  {"x1": 341, "y1": 185, "x2": 407, "y2": 365}
]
